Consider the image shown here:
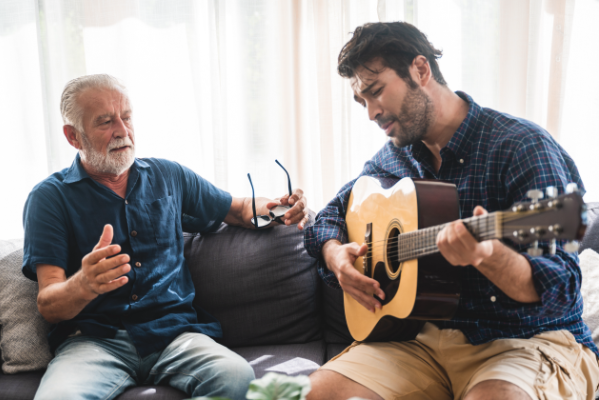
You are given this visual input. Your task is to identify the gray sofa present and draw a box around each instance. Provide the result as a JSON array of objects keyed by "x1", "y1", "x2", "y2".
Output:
[
  {"x1": 1, "y1": 203, "x2": 598, "y2": 400},
  {"x1": 0, "y1": 212, "x2": 354, "y2": 400}
]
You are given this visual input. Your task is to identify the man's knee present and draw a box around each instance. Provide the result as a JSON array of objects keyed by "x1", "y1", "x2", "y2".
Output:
[
  {"x1": 464, "y1": 379, "x2": 532, "y2": 400},
  {"x1": 187, "y1": 356, "x2": 254, "y2": 399},
  {"x1": 307, "y1": 370, "x2": 383, "y2": 400}
]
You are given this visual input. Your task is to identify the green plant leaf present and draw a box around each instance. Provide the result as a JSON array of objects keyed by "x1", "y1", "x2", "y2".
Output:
[
  {"x1": 246, "y1": 372, "x2": 311, "y2": 400},
  {"x1": 185, "y1": 397, "x2": 231, "y2": 400}
]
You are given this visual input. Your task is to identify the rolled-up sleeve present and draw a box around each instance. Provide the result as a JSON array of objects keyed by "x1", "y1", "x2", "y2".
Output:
[{"x1": 501, "y1": 129, "x2": 585, "y2": 318}]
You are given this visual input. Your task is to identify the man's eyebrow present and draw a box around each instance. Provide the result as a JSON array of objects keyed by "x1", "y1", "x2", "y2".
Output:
[
  {"x1": 94, "y1": 113, "x2": 112, "y2": 124},
  {"x1": 359, "y1": 80, "x2": 379, "y2": 95}
]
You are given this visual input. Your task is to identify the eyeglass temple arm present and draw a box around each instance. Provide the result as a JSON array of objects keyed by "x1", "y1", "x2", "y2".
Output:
[
  {"x1": 275, "y1": 160, "x2": 292, "y2": 197},
  {"x1": 247, "y1": 173, "x2": 259, "y2": 229}
]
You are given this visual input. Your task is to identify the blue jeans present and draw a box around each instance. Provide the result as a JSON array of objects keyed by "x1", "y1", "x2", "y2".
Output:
[{"x1": 34, "y1": 330, "x2": 255, "y2": 400}]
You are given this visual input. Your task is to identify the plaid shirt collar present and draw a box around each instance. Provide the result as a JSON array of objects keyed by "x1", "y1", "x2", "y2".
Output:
[{"x1": 410, "y1": 91, "x2": 483, "y2": 166}]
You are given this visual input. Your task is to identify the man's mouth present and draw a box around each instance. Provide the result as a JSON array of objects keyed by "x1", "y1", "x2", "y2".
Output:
[
  {"x1": 110, "y1": 146, "x2": 130, "y2": 152},
  {"x1": 380, "y1": 121, "x2": 394, "y2": 136}
]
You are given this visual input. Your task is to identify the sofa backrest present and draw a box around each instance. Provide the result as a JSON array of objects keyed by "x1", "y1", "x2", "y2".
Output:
[
  {"x1": 580, "y1": 202, "x2": 599, "y2": 254},
  {"x1": 183, "y1": 215, "x2": 322, "y2": 348}
]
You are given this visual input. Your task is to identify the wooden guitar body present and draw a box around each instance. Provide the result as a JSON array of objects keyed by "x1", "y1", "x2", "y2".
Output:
[{"x1": 345, "y1": 176, "x2": 462, "y2": 342}]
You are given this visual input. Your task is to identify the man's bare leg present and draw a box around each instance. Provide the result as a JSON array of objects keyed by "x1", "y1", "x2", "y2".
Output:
[
  {"x1": 464, "y1": 380, "x2": 532, "y2": 400},
  {"x1": 307, "y1": 370, "x2": 383, "y2": 400}
]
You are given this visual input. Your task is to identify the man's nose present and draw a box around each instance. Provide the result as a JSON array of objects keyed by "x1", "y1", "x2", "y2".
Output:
[
  {"x1": 113, "y1": 117, "x2": 129, "y2": 138},
  {"x1": 366, "y1": 102, "x2": 381, "y2": 121}
]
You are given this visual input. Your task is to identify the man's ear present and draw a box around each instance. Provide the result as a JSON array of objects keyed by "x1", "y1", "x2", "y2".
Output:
[
  {"x1": 411, "y1": 55, "x2": 432, "y2": 87},
  {"x1": 63, "y1": 125, "x2": 82, "y2": 150}
]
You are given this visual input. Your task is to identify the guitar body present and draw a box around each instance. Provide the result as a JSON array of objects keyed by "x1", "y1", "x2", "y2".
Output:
[{"x1": 345, "y1": 176, "x2": 462, "y2": 342}]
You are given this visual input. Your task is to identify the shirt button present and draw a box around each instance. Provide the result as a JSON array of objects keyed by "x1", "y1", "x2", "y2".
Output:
[
  {"x1": 125, "y1": 200, "x2": 129, "y2": 205},
  {"x1": 131, "y1": 230, "x2": 137, "y2": 237},
  {"x1": 135, "y1": 262, "x2": 141, "y2": 268},
  {"x1": 459, "y1": 159, "x2": 464, "y2": 164},
  {"x1": 490, "y1": 296, "x2": 497, "y2": 302},
  {"x1": 132, "y1": 294, "x2": 138, "y2": 301}
]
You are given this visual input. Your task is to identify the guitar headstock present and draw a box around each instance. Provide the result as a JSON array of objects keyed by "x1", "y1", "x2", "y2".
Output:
[{"x1": 501, "y1": 185, "x2": 587, "y2": 253}]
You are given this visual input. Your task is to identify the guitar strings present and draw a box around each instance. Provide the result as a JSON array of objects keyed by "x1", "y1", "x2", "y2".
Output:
[
  {"x1": 359, "y1": 210, "x2": 538, "y2": 250},
  {"x1": 359, "y1": 211, "x2": 533, "y2": 261}
]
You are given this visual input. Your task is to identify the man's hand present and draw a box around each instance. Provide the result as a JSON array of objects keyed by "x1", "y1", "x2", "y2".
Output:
[
  {"x1": 77, "y1": 224, "x2": 130, "y2": 300},
  {"x1": 322, "y1": 240, "x2": 385, "y2": 313},
  {"x1": 267, "y1": 188, "x2": 309, "y2": 230},
  {"x1": 436, "y1": 206, "x2": 494, "y2": 267}
]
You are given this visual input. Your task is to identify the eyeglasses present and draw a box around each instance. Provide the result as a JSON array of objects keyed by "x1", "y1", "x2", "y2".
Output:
[{"x1": 247, "y1": 160, "x2": 292, "y2": 229}]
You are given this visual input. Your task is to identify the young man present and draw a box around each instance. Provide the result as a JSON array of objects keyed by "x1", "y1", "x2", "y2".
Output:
[
  {"x1": 22, "y1": 74, "x2": 309, "y2": 400},
  {"x1": 304, "y1": 22, "x2": 598, "y2": 400}
]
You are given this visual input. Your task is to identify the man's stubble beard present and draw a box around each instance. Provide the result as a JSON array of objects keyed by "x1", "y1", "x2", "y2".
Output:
[
  {"x1": 384, "y1": 84, "x2": 435, "y2": 148},
  {"x1": 79, "y1": 131, "x2": 136, "y2": 176}
]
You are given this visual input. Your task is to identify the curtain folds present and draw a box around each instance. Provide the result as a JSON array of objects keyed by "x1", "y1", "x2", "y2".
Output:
[{"x1": 1, "y1": 0, "x2": 597, "y2": 239}]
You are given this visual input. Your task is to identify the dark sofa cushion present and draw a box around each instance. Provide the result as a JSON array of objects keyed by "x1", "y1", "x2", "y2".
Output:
[
  {"x1": 0, "y1": 370, "x2": 44, "y2": 400},
  {"x1": 184, "y1": 214, "x2": 321, "y2": 348},
  {"x1": 322, "y1": 284, "x2": 352, "y2": 344},
  {"x1": 232, "y1": 340, "x2": 325, "y2": 378},
  {"x1": 581, "y1": 202, "x2": 599, "y2": 254}
]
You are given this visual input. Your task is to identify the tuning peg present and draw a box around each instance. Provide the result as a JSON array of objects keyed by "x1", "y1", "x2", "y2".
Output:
[
  {"x1": 546, "y1": 186, "x2": 558, "y2": 198},
  {"x1": 566, "y1": 183, "x2": 579, "y2": 194},
  {"x1": 527, "y1": 189, "x2": 544, "y2": 203},
  {"x1": 564, "y1": 240, "x2": 580, "y2": 253},
  {"x1": 545, "y1": 187, "x2": 558, "y2": 255},
  {"x1": 527, "y1": 247, "x2": 544, "y2": 256}
]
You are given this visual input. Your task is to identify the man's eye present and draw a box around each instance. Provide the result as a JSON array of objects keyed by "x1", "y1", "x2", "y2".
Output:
[{"x1": 372, "y1": 88, "x2": 382, "y2": 96}]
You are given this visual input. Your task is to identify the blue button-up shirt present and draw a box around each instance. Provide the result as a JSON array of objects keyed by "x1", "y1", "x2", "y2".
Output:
[
  {"x1": 22, "y1": 155, "x2": 232, "y2": 357},
  {"x1": 304, "y1": 92, "x2": 598, "y2": 356}
]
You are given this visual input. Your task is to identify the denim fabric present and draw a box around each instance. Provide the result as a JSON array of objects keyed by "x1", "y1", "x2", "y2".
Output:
[{"x1": 33, "y1": 330, "x2": 254, "y2": 400}]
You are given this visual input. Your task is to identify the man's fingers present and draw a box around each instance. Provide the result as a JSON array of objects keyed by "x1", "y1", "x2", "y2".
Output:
[
  {"x1": 287, "y1": 189, "x2": 304, "y2": 206},
  {"x1": 345, "y1": 285, "x2": 382, "y2": 313},
  {"x1": 85, "y1": 244, "x2": 122, "y2": 266},
  {"x1": 96, "y1": 263, "x2": 131, "y2": 284},
  {"x1": 297, "y1": 214, "x2": 310, "y2": 230},
  {"x1": 93, "y1": 224, "x2": 114, "y2": 251},
  {"x1": 473, "y1": 205, "x2": 487, "y2": 216},
  {"x1": 346, "y1": 242, "x2": 368, "y2": 257},
  {"x1": 338, "y1": 265, "x2": 384, "y2": 300},
  {"x1": 97, "y1": 276, "x2": 129, "y2": 294}
]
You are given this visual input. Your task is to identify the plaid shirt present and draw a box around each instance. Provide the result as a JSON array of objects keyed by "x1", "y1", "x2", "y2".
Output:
[{"x1": 304, "y1": 92, "x2": 597, "y2": 355}]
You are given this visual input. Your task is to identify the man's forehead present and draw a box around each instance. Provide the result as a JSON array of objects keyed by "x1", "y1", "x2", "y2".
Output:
[
  {"x1": 350, "y1": 60, "x2": 387, "y2": 93},
  {"x1": 80, "y1": 88, "x2": 130, "y2": 111}
]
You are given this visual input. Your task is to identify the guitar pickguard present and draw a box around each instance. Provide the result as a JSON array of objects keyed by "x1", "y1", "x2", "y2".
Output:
[{"x1": 372, "y1": 261, "x2": 399, "y2": 306}]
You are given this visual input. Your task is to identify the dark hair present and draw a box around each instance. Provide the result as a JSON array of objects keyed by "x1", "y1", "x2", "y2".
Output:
[{"x1": 338, "y1": 22, "x2": 446, "y2": 86}]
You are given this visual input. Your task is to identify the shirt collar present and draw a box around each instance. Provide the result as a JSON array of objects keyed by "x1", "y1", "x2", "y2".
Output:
[
  {"x1": 410, "y1": 91, "x2": 482, "y2": 163},
  {"x1": 443, "y1": 91, "x2": 482, "y2": 161},
  {"x1": 63, "y1": 153, "x2": 150, "y2": 184}
]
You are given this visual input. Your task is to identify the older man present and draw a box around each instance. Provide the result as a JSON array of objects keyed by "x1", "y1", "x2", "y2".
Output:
[{"x1": 22, "y1": 74, "x2": 308, "y2": 400}]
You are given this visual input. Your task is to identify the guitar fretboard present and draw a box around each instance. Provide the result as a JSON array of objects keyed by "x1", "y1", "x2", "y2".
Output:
[{"x1": 394, "y1": 212, "x2": 502, "y2": 263}]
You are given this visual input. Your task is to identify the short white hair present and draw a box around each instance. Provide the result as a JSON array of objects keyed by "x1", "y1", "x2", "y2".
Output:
[{"x1": 60, "y1": 74, "x2": 128, "y2": 133}]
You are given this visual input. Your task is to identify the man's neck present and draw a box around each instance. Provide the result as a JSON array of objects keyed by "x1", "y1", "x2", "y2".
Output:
[
  {"x1": 421, "y1": 88, "x2": 469, "y2": 173},
  {"x1": 81, "y1": 160, "x2": 130, "y2": 199}
]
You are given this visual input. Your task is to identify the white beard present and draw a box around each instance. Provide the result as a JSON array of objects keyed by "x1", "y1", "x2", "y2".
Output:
[{"x1": 80, "y1": 134, "x2": 135, "y2": 176}]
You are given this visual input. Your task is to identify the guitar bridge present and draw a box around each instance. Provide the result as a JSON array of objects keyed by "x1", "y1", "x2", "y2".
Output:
[{"x1": 363, "y1": 222, "x2": 372, "y2": 277}]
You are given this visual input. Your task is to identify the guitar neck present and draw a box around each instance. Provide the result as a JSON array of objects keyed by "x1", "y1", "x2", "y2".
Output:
[{"x1": 396, "y1": 212, "x2": 502, "y2": 263}]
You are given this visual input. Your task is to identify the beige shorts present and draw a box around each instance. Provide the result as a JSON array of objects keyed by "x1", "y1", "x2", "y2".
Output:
[{"x1": 321, "y1": 323, "x2": 599, "y2": 400}]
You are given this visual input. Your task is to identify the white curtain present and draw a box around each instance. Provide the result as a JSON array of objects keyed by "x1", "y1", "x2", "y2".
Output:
[{"x1": 1, "y1": 0, "x2": 598, "y2": 240}]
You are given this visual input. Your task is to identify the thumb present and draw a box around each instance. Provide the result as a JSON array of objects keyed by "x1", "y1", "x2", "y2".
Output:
[
  {"x1": 94, "y1": 224, "x2": 114, "y2": 250},
  {"x1": 473, "y1": 205, "x2": 488, "y2": 216},
  {"x1": 348, "y1": 242, "x2": 368, "y2": 257}
]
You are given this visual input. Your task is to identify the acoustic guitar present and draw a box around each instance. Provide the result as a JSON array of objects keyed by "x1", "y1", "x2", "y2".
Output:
[{"x1": 344, "y1": 176, "x2": 587, "y2": 342}]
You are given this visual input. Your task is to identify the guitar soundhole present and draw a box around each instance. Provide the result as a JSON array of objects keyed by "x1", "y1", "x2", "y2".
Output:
[{"x1": 387, "y1": 227, "x2": 401, "y2": 274}]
